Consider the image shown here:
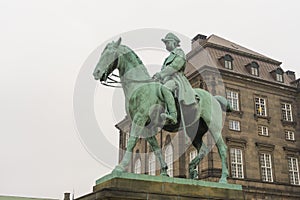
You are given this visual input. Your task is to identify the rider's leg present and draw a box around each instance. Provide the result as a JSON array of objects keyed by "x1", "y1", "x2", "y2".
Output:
[{"x1": 160, "y1": 80, "x2": 177, "y2": 124}]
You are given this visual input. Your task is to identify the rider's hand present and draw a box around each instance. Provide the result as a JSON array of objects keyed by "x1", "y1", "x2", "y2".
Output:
[{"x1": 153, "y1": 73, "x2": 161, "y2": 81}]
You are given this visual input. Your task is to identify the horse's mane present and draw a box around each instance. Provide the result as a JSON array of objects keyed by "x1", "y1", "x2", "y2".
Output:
[
  {"x1": 119, "y1": 45, "x2": 150, "y2": 77},
  {"x1": 118, "y1": 45, "x2": 143, "y2": 65}
]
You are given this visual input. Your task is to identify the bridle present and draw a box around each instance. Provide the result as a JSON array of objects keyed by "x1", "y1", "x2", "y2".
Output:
[{"x1": 99, "y1": 52, "x2": 158, "y2": 88}]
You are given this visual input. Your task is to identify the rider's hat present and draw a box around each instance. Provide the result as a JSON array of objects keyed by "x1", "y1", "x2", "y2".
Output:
[{"x1": 162, "y1": 33, "x2": 181, "y2": 44}]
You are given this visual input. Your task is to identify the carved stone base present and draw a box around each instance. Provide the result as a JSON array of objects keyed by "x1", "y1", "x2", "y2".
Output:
[{"x1": 76, "y1": 172, "x2": 244, "y2": 200}]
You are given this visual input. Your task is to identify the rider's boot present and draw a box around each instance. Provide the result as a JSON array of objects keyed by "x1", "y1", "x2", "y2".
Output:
[
  {"x1": 161, "y1": 94, "x2": 178, "y2": 125},
  {"x1": 161, "y1": 111, "x2": 177, "y2": 125}
]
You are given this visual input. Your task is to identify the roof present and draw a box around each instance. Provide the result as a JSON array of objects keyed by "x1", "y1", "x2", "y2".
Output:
[
  {"x1": 187, "y1": 34, "x2": 295, "y2": 87},
  {"x1": 207, "y1": 34, "x2": 269, "y2": 60},
  {"x1": 0, "y1": 196, "x2": 58, "y2": 200}
]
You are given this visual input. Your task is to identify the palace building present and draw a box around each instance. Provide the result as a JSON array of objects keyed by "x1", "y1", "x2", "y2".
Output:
[{"x1": 116, "y1": 34, "x2": 300, "y2": 199}]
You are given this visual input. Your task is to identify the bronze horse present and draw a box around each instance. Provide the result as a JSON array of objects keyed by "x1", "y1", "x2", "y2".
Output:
[{"x1": 93, "y1": 38, "x2": 232, "y2": 183}]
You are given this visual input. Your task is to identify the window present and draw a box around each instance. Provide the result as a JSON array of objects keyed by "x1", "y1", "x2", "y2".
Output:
[
  {"x1": 125, "y1": 132, "x2": 129, "y2": 148},
  {"x1": 258, "y1": 125, "x2": 269, "y2": 136},
  {"x1": 255, "y1": 97, "x2": 267, "y2": 116},
  {"x1": 288, "y1": 157, "x2": 300, "y2": 185},
  {"x1": 276, "y1": 73, "x2": 283, "y2": 82},
  {"x1": 190, "y1": 150, "x2": 199, "y2": 177},
  {"x1": 281, "y1": 103, "x2": 293, "y2": 122},
  {"x1": 134, "y1": 158, "x2": 141, "y2": 174},
  {"x1": 245, "y1": 61, "x2": 259, "y2": 76},
  {"x1": 229, "y1": 120, "x2": 240, "y2": 131},
  {"x1": 260, "y1": 153, "x2": 273, "y2": 182},
  {"x1": 271, "y1": 68, "x2": 284, "y2": 82},
  {"x1": 226, "y1": 90, "x2": 239, "y2": 111},
  {"x1": 285, "y1": 130, "x2": 295, "y2": 141},
  {"x1": 230, "y1": 148, "x2": 244, "y2": 178},
  {"x1": 225, "y1": 60, "x2": 232, "y2": 69},
  {"x1": 148, "y1": 152, "x2": 156, "y2": 176},
  {"x1": 224, "y1": 54, "x2": 233, "y2": 70},
  {"x1": 250, "y1": 62, "x2": 259, "y2": 76},
  {"x1": 251, "y1": 67, "x2": 259, "y2": 76},
  {"x1": 165, "y1": 144, "x2": 173, "y2": 177}
]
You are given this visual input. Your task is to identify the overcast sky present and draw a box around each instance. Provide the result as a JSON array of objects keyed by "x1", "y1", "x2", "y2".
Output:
[{"x1": 0, "y1": 0, "x2": 299, "y2": 199}]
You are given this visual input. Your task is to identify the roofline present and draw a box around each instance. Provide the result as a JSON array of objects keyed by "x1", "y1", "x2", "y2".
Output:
[
  {"x1": 115, "y1": 115, "x2": 130, "y2": 131},
  {"x1": 187, "y1": 41, "x2": 282, "y2": 66}
]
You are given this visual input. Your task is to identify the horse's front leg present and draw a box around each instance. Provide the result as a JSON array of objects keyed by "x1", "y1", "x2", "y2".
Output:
[
  {"x1": 114, "y1": 135, "x2": 138, "y2": 173},
  {"x1": 113, "y1": 115, "x2": 146, "y2": 173}
]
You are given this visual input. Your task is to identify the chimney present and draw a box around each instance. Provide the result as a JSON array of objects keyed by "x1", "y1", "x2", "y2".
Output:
[
  {"x1": 64, "y1": 193, "x2": 70, "y2": 200},
  {"x1": 192, "y1": 34, "x2": 207, "y2": 49},
  {"x1": 286, "y1": 70, "x2": 296, "y2": 81}
]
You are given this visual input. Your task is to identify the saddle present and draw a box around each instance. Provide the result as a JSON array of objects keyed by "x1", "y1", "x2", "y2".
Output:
[{"x1": 163, "y1": 95, "x2": 199, "y2": 133}]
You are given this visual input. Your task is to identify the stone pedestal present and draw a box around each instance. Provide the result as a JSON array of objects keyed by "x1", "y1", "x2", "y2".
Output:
[{"x1": 76, "y1": 172, "x2": 244, "y2": 200}]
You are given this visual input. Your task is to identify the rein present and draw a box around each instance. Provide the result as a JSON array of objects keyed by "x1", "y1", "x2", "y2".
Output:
[
  {"x1": 99, "y1": 47, "x2": 157, "y2": 88},
  {"x1": 100, "y1": 73, "x2": 157, "y2": 88}
]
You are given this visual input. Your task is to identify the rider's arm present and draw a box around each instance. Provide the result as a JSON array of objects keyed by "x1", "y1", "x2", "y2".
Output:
[{"x1": 159, "y1": 56, "x2": 185, "y2": 79}]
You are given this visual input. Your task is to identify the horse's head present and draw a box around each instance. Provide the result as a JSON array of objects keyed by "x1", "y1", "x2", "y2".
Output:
[{"x1": 93, "y1": 38, "x2": 122, "y2": 82}]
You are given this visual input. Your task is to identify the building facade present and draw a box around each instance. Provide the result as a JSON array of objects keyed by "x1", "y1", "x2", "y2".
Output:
[{"x1": 116, "y1": 34, "x2": 300, "y2": 199}]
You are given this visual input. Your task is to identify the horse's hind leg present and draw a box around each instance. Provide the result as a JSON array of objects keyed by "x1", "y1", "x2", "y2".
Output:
[
  {"x1": 146, "y1": 135, "x2": 168, "y2": 176},
  {"x1": 216, "y1": 137, "x2": 228, "y2": 183},
  {"x1": 189, "y1": 140, "x2": 209, "y2": 179},
  {"x1": 211, "y1": 130, "x2": 228, "y2": 183}
]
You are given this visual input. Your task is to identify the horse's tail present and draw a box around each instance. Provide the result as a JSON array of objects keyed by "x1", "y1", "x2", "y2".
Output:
[{"x1": 214, "y1": 96, "x2": 233, "y2": 112}]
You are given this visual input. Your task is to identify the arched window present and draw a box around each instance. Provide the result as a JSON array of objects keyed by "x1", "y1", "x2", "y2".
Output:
[
  {"x1": 224, "y1": 54, "x2": 233, "y2": 70},
  {"x1": 134, "y1": 158, "x2": 141, "y2": 174},
  {"x1": 165, "y1": 144, "x2": 173, "y2": 177},
  {"x1": 245, "y1": 61, "x2": 259, "y2": 76},
  {"x1": 251, "y1": 62, "x2": 259, "y2": 76},
  {"x1": 148, "y1": 152, "x2": 156, "y2": 176},
  {"x1": 270, "y1": 68, "x2": 284, "y2": 83},
  {"x1": 190, "y1": 149, "x2": 199, "y2": 178},
  {"x1": 275, "y1": 69, "x2": 284, "y2": 82}
]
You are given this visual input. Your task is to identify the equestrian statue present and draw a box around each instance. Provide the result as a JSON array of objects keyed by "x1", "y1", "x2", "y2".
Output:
[{"x1": 93, "y1": 33, "x2": 232, "y2": 183}]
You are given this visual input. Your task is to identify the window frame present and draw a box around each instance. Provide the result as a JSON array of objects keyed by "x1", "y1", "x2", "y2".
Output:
[
  {"x1": 255, "y1": 97, "x2": 267, "y2": 117},
  {"x1": 285, "y1": 130, "x2": 295, "y2": 141},
  {"x1": 223, "y1": 54, "x2": 233, "y2": 70},
  {"x1": 276, "y1": 73, "x2": 284, "y2": 82},
  {"x1": 251, "y1": 62, "x2": 259, "y2": 76},
  {"x1": 281, "y1": 103, "x2": 293, "y2": 122},
  {"x1": 260, "y1": 153, "x2": 273, "y2": 182},
  {"x1": 229, "y1": 120, "x2": 241, "y2": 131},
  {"x1": 230, "y1": 148, "x2": 244, "y2": 179},
  {"x1": 258, "y1": 125, "x2": 269, "y2": 136},
  {"x1": 165, "y1": 144, "x2": 174, "y2": 177},
  {"x1": 189, "y1": 149, "x2": 199, "y2": 177},
  {"x1": 226, "y1": 90, "x2": 240, "y2": 111},
  {"x1": 288, "y1": 157, "x2": 300, "y2": 185}
]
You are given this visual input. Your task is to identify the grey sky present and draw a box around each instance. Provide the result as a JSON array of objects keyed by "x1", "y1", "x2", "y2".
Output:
[{"x1": 0, "y1": 0, "x2": 299, "y2": 199}]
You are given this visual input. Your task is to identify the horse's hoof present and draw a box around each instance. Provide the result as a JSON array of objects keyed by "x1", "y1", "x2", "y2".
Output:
[
  {"x1": 112, "y1": 165, "x2": 125, "y2": 174},
  {"x1": 160, "y1": 172, "x2": 169, "y2": 177},
  {"x1": 218, "y1": 178, "x2": 227, "y2": 184}
]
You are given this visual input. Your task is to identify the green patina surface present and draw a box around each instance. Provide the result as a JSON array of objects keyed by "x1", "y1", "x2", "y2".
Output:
[
  {"x1": 96, "y1": 172, "x2": 242, "y2": 191},
  {"x1": 93, "y1": 33, "x2": 232, "y2": 183}
]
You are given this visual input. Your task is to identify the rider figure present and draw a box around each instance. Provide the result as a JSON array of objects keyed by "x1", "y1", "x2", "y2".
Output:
[{"x1": 153, "y1": 33, "x2": 197, "y2": 125}]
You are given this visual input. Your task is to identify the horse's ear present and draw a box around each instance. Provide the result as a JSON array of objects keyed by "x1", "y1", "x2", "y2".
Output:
[{"x1": 114, "y1": 37, "x2": 122, "y2": 47}]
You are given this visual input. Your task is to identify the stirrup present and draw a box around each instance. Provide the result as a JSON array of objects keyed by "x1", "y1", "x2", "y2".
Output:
[{"x1": 161, "y1": 112, "x2": 177, "y2": 125}]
